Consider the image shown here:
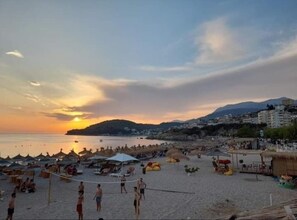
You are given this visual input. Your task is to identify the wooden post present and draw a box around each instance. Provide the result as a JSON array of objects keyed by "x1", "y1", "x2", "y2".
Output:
[
  {"x1": 48, "y1": 172, "x2": 52, "y2": 206},
  {"x1": 236, "y1": 153, "x2": 239, "y2": 169}
]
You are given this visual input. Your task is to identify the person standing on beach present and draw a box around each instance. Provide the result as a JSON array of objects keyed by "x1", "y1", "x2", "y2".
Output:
[
  {"x1": 138, "y1": 178, "x2": 147, "y2": 200},
  {"x1": 6, "y1": 192, "x2": 16, "y2": 220},
  {"x1": 120, "y1": 176, "x2": 127, "y2": 193},
  {"x1": 76, "y1": 191, "x2": 84, "y2": 220},
  {"x1": 78, "y1": 181, "x2": 84, "y2": 194},
  {"x1": 93, "y1": 184, "x2": 102, "y2": 212},
  {"x1": 133, "y1": 187, "x2": 140, "y2": 218}
]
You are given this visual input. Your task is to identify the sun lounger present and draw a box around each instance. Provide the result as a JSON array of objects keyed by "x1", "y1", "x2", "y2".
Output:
[
  {"x1": 76, "y1": 165, "x2": 83, "y2": 175},
  {"x1": 93, "y1": 169, "x2": 101, "y2": 175},
  {"x1": 60, "y1": 174, "x2": 72, "y2": 183},
  {"x1": 109, "y1": 172, "x2": 123, "y2": 177}
]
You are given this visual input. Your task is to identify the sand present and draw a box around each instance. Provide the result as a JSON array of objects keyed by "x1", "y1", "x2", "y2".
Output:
[{"x1": 1, "y1": 154, "x2": 296, "y2": 219}]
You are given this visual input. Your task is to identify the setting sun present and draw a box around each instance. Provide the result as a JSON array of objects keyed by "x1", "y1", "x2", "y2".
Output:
[{"x1": 73, "y1": 117, "x2": 81, "y2": 122}]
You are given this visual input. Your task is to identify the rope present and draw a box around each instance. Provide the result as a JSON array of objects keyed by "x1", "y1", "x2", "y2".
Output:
[
  {"x1": 146, "y1": 187, "x2": 195, "y2": 194},
  {"x1": 49, "y1": 172, "x2": 139, "y2": 184}
]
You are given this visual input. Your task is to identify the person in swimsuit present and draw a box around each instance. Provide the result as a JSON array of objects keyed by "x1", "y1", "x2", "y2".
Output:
[
  {"x1": 120, "y1": 176, "x2": 127, "y2": 193},
  {"x1": 138, "y1": 178, "x2": 147, "y2": 200},
  {"x1": 6, "y1": 192, "x2": 16, "y2": 220},
  {"x1": 93, "y1": 184, "x2": 102, "y2": 212},
  {"x1": 76, "y1": 191, "x2": 84, "y2": 220},
  {"x1": 133, "y1": 187, "x2": 140, "y2": 218},
  {"x1": 78, "y1": 181, "x2": 84, "y2": 194}
]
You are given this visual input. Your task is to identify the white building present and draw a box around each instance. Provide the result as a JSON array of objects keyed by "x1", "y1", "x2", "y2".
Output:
[{"x1": 258, "y1": 105, "x2": 292, "y2": 128}]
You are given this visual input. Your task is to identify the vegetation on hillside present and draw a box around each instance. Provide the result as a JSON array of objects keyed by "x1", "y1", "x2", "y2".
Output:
[{"x1": 264, "y1": 121, "x2": 297, "y2": 140}]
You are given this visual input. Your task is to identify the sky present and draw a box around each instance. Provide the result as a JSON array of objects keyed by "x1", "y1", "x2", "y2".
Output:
[{"x1": 0, "y1": 0, "x2": 297, "y2": 133}]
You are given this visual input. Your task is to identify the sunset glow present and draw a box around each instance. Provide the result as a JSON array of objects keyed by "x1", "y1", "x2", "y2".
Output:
[{"x1": 0, "y1": 1, "x2": 296, "y2": 133}]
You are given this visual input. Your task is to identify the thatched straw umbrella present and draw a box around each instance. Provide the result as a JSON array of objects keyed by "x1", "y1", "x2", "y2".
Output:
[
  {"x1": 165, "y1": 148, "x2": 181, "y2": 157},
  {"x1": 53, "y1": 148, "x2": 67, "y2": 159},
  {"x1": 169, "y1": 152, "x2": 190, "y2": 161},
  {"x1": 78, "y1": 147, "x2": 91, "y2": 156},
  {"x1": 12, "y1": 154, "x2": 25, "y2": 161},
  {"x1": 35, "y1": 153, "x2": 46, "y2": 160}
]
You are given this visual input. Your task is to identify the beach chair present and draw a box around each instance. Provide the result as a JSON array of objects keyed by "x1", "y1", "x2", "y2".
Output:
[
  {"x1": 93, "y1": 169, "x2": 101, "y2": 175},
  {"x1": 76, "y1": 165, "x2": 83, "y2": 175}
]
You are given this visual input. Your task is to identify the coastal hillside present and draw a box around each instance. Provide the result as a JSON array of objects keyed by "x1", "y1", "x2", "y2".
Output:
[
  {"x1": 192, "y1": 97, "x2": 296, "y2": 121},
  {"x1": 66, "y1": 119, "x2": 182, "y2": 136},
  {"x1": 147, "y1": 123, "x2": 267, "y2": 141}
]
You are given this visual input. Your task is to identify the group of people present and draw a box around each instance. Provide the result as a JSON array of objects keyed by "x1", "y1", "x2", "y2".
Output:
[
  {"x1": 76, "y1": 177, "x2": 147, "y2": 220},
  {"x1": 15, "y1": 177, "x2": 36, "y2": 193}
]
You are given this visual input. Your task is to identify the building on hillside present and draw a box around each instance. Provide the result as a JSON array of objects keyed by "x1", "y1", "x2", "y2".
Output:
[
  {"x1": 258, "y1": 110, "x2": 270, "y2": 125},
  {"x1": 242, "y1": 115, "x2": 258, "y2": 124},
  {"x1": 258, "y1": 105, "x2": 292, "y2": 128}
]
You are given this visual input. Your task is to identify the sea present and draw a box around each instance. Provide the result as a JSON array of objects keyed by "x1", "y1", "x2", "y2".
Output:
[{"x1": 0, "y1": 133, "x2": 170, "y2": 158}]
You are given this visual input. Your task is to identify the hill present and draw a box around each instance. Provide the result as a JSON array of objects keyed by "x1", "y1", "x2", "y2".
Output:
[
  {"x1": 197, "y1": 97, "x2": 296, "y2": 121},
  {"x1": 66, "y1": 119, "x2": 182, "y2": 136}
]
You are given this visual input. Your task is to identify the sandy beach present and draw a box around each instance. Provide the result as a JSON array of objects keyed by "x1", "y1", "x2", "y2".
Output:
[{"x1": 1, "y1": 154, "x2": 296, "y2": 220}]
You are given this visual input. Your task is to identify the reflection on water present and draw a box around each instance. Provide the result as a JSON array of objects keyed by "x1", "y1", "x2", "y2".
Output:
[{"x1": 0, "y1": 133, "x2": 169, "y2": 157}]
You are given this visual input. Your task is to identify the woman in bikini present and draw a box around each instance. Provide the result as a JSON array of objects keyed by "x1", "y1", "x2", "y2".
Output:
[{"x1": 120, "y1": 176, "x2": 127, "y2": 193}]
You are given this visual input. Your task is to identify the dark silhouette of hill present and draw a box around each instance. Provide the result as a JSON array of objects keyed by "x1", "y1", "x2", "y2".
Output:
[{"x1": 66, "y1": 119, "x2": 181, "y2": 135}]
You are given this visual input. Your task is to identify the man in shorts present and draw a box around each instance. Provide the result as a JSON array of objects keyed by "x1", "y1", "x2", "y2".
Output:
[
  {"x1": 93, "y1": 184, "x2": 102, "y2": 212},
  {"x1": 6, "y1": 192, "x2": 16, "y2": 220},
  {"x1": 138, "y1": 178, "x2": 147, "y2": 200}
]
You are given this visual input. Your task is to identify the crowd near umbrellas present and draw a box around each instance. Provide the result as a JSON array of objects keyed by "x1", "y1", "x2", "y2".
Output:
[
  {"x1": 205, "y1": 148, "x2": 230, "y2": 161},
  {"x1": 106, "y1": 153, "x2": 139, "y2": 174}
]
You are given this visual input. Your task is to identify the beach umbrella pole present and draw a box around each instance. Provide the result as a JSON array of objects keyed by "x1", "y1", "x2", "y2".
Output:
[{"x1": 48, "y1": 172, "x2": 52, "y2": 206}]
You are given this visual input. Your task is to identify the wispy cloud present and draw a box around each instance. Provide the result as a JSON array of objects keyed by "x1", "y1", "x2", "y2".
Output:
[
  {"x1": 42, "y1": 112, "x2": 93, "y2": 121},
  {"x1": 137, "y1": 65, "x2": 192, "y2": 72},
  {"x1": 68, "y1": 38, "x2": 297, "y2": 121},
  {"x1": 5, "y1": 50, "x2": 24, "y2": 58},
  {"x1": 25, "y1": 93, "x2": 40, "y2": 103},
  {"x1": 29, "y1": 81, "x2": 41, "y2": 87},
  {"x1": 195, "y1": 17, "x2": 245, "y2": 65}
]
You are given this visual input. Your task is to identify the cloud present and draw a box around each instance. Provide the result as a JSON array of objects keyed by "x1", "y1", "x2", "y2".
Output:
[
  {"x1": 5, "y1": 50, "x2": 24, "y2": 58},
  {"x1": 68, "y1": 44, "x2": 297, "y2": 122},
  {"x1": 195, "y1": 18, "x2": 245, "y2": 65},
  {"x1": 137, "y1": 65, "x2": 192, "y2": 72},
  {"x1": 25, "y1": 93, "x2": 40, "y2": 103},
  {"x1": 42, "y1": 112, "x2": 93, "y2": 121},
  {"x1": 29, "y1": 81, "x2": 41, "y2": 87},
  {"x1": 272, "y1": 36, "x2": 297, "y2": 59}
]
